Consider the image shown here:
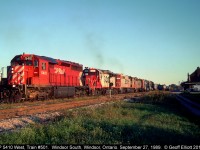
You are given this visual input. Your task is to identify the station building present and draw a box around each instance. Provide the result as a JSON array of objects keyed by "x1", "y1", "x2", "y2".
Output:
[{"x1": 181, "y1": 67, "x2": 200, "y2": 91}]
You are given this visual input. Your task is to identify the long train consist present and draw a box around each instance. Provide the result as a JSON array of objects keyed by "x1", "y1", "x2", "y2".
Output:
[{"x1": 0, "y1": 53, "x2": 155, "y2": 102}]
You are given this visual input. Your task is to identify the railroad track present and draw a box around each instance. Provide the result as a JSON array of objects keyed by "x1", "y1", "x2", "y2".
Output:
[
  {"x1": 176, "y1": 94, "x2": 200, "y2": 117},
  {"x1": 0, "y1": 93, "x2": 146, "y2": 120}
]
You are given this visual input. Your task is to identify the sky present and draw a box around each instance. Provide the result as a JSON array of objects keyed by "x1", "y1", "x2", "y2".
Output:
[{"x1": 0, "y1": 0, "x2": 200, "y2": 85}]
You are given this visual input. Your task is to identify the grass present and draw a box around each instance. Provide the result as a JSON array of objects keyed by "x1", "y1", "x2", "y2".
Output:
[{"x1": 0, "y1": 92, "x2": 199, "y2": 144}]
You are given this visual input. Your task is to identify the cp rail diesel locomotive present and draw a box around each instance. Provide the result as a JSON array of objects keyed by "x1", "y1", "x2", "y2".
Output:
[{"x1": 0, "y1": 53, "x2": 155, "y2": 102}]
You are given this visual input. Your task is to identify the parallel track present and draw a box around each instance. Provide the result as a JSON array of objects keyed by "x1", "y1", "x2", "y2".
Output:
[{"x1": 176, "y1": 94, "x2": 200, "y2": 117}]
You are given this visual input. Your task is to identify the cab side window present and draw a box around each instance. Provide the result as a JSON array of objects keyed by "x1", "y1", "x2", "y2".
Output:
[
  {"x1": 42, "y1": 62, "x2": 46, "y2": 70},
  {"x1": 34, "y1": 60, "x2": 38, "y2": 67}
]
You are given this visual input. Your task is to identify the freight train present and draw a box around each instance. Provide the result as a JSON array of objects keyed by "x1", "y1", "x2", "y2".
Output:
[{"x1": 0, "y1": 53, "x2": 155, "y2": 102}]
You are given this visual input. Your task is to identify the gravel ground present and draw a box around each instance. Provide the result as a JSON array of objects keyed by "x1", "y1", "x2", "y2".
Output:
[{"x1": 0, "y1": 111, "x2": 62, "y2": 134}]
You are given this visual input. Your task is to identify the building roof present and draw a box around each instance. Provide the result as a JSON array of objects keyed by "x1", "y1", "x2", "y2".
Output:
[{"x1": 189, "y1": 67, "x2": 200, "y2": 82}]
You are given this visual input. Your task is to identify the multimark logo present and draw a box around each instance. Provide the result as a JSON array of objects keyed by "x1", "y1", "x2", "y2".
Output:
[{"x1": 54, "y1": 68, "x2": 65, "y2": 74}]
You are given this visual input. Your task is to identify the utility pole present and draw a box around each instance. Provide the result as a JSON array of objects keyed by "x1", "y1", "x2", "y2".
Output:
[{"x1": 0, "y1": 67, "x2": 2, "y2": 84}]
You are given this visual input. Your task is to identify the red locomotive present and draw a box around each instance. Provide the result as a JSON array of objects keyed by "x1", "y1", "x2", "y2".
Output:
[
  {"x1": 82, "y1": 67, "x2": 148, "y2": 94},
  {"x1": 1, "y1": 53, "x2": 87, "y2": 101},
  {"x1": 0, "y1": 53, "x2": 155, "y2": 102},
  {"x1": 8, "y1": 54, "x2": 83, "y2": 87},
  {"x1": 82, "y1": 68, "x2": 119, "y2": 94}
]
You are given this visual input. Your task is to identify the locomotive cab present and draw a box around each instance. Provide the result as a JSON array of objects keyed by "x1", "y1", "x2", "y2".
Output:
[
  {"x1": 83, "y1": 68, "x2": 100, "y2": 88},
  {"x1": 8, "y1": 54, "x2": 33, "y2": 86},
  {"x1": 83, "y1": 67, "x2": 117, "y2": 94}
]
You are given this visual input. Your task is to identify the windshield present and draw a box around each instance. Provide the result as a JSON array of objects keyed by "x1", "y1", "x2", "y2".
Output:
[
  {"x1": 11, "y1": 60, "x2": 33, "y2": 66},
  {"x1": 88, "y1": 72, "x2": 97, "y2": 76}
]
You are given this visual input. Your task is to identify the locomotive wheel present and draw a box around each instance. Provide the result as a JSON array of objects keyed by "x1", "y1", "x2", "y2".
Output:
[
  {"x1": 2, "y1": 90, "x2": 10, "y2": 103},
  {"x1": 42, "y1": 94, "x2": 49, "y2": 100},
  {"x1": 35, "y1": 95, "x2": 39, "y2": 101},
  {"x1": 45, "y1": 94, "x2": 49, "y2": 100},
  {"x1": 15, "y1": 93, "x2": 22, "y2": 103}
]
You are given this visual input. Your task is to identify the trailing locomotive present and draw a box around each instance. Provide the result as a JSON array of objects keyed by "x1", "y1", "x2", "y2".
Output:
[
  {"x1": 0, "y1": 53, "x2": 155, "y2": 102},
  {"x1": 82, "y1": 68, "x2": 152, "y2": 95}
]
